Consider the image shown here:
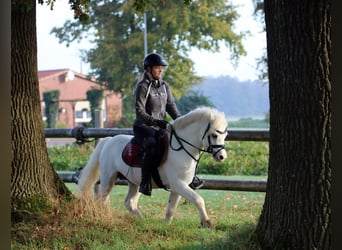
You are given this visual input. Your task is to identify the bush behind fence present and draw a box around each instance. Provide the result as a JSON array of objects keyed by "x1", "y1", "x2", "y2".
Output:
[{"x1": 48, "y1": 141, "x2": 269, "y2": 176}]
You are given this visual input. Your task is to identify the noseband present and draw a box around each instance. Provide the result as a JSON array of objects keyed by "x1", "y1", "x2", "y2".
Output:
[{"x1": 201, "y1": 123, "x2": 226, "y2": 158}]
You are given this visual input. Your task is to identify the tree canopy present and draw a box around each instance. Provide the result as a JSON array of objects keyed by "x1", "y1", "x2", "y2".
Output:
[
  {"x1": 51, "y1": 0, "x2": 246, "y2": 99},
  {"x1": 175, "y1": 90, "x2": 215, "y2": 115}
]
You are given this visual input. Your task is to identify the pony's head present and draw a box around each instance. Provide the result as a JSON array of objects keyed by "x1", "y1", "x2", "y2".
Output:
[
  {"x1": 172, "y1": 107, "x2": 228, "y2": 162},
  {"x1": 199, "y1": 108, "x2": 228, "y2": 162}
]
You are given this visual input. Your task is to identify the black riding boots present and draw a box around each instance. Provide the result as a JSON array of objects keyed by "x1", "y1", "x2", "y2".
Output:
[
  {"x1": 139, "y1": 153, "x2": 154, "y2": 196},
  {"x1": 139, "y1": 137, "x2": 204, "y2": 194}
]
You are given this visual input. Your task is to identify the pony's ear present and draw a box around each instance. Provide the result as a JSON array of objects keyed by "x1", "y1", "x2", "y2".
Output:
[
  {"x1": 208, "y1": 111, "x2": 212, "y2": 118},
  {"x1": 209, "y1": 112, "x2": 215, "y2": 124}
]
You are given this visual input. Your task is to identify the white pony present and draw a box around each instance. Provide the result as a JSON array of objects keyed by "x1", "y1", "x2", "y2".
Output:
[{"x1": 77, "y1": 107, "x2": 228, "y2": 227}]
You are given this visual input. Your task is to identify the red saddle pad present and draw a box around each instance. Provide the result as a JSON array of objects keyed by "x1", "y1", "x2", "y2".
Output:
[
  {"x1": 122, "y1": 133, "x2": 169, "y2": 168},
  {"x1": 122, "y1": 141, "x2": 142, "y2": 168}
]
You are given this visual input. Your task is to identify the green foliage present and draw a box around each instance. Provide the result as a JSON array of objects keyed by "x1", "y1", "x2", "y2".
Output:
[
  {"x1": 56, "y1": 121, "x2": 68, "y2": 128},
  {"x1": 117, "y1": 112, "x2": 136, "y2": 128},
  {"x1": 38, "y1": 0, "x2": 91, "y2": 23},
  {"x1": 116, "y1": 94, "x2": 135, "y2": 127},
  {"x1": 86, "y1": 88, "x2": 103, "y2": 127},
  {"x1": 176, "y1": 90, "x2": 215, "y2": 114},
  {"x1": 251, "y1": 0, "x2": 267, "y2": 81},
  {"x1": 47, "y1": 141, "x2": 268, "y2": 176},
  {"x1": 51, "y1": 0, "x2": 246, "y2": 101},
  {"x1": 198, "y1": 141, "x2": 269, "y2": 176},
  {"x1": 47, "y1": 144, "x2": 94, "y2": 171},
  {"x1": 43, "y1": 90, "x2": 60, "y2": 128}
]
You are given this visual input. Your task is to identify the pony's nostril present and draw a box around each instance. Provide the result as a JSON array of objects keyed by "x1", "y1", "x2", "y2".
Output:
[{"x1": 219, "y1": 155, "x2": 224, "y2": 160}]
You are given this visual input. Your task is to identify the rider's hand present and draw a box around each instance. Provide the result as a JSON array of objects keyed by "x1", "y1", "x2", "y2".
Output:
[{"x1": 155, "y1": 119, "x2": 168, "y2": 129}]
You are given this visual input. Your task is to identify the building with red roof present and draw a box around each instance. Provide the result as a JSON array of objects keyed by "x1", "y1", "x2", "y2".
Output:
[{"x1": 39, "y1": 69, "x2": 122, "y2": 128}]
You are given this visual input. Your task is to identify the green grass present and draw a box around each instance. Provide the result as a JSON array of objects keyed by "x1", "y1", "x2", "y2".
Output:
[
  {"x1": 17, "y1": 141, "x2": 268, "y2": 249},
  {"x1": 67, "y1": 178, "x2": 266, "y2": 218},
  {"x1": 229, "y1": 118, "x2": 269, "y2": 129},
  {"x1": 12, "y1": 179, "x2": 265, "y2": 249}
]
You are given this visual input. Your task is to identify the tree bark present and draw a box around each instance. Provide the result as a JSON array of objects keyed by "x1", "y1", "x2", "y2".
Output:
[
  {"x1": 255, "y1": 0, "x2": 331, "y2": 249},
  {"x1": 11, "y1": 0, "x2": 70, "y2": 216}
]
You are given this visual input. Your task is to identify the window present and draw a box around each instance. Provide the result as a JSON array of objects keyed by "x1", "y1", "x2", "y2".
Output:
[{"x1": 75, "y1": 109, "x2": 91, "y2": 122}]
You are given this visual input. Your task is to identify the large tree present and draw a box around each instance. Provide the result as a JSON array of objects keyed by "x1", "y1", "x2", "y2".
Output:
[
  {"x1": 255, "y1": 0, "x2": 331, "y2": 248},
  {"x1": 11, "y1": 0, "x2": 88, "y2": 220},
  {"x1": 51, "y1": 0, "x2": 246, "y2": 99}
]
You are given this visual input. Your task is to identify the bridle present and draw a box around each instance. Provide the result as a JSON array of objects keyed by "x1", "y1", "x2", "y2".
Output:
[
  {"x1": 201, "y1": 122, "x2": 227, "y2": 157},
  {"x1": 169, "y1": 122, "x2": 227, "y2": 163}
]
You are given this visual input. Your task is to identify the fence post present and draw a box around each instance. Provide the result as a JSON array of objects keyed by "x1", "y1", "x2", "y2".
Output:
[
  {"x1": 94, "y1": 109, "x2": 103, "y2": 146},
  {"x1": 93, "y1": 110, "x2": 103, "y2": 193}
]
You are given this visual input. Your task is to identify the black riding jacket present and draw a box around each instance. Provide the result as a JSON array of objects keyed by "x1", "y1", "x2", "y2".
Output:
[{"x1": 134, "y1": 71, "x2": 180, "y2": 128}]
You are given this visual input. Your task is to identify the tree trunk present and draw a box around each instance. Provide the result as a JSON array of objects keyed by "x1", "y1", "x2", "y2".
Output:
[
  {"x1": 255, "y1": 0, "x2": 331, "y2": 249},
  {"x1": 11, "y1": 0, "x2": 70, "y2": 217}
]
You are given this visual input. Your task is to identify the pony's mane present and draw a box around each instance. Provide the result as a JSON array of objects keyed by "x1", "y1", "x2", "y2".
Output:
[{"x1": 172, "y1": 107, "x2": 227, "y2": 130}]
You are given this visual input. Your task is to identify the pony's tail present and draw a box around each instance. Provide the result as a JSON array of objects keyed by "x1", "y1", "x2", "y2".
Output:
[{"x1": 76, "y1": 138, "x2": 109, "y2": 198}]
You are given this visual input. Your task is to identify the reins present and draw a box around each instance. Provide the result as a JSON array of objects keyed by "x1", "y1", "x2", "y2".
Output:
[
  {"x1": 169, "y1": 126, "x2": 204, "y2": 162},
  {"x1": 168, "y1": 122, "x2": 226, "y2": 164}
]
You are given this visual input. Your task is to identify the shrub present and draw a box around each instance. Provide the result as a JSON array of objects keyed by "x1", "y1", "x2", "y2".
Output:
[
  {"x1": 48, "y1": 141, "x2": 268, "y2": 176},
  {"x1": 198, "y1": 141, "x2": 269, "y2": 176},
  {"x1": 48, "y1": 143, "x2": 94, "y2": 171}
]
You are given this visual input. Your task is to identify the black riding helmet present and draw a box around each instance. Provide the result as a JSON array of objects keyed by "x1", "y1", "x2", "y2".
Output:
[{"x1": 143, "y1": 53, "x2": 168, "y2": 69}]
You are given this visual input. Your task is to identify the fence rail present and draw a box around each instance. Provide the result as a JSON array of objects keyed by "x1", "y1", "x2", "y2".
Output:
[
  {"x1": 58, "y1": 171, "x2": 267, "y2": 192},
  {"x1": 45, "y1": 127, "x2": 269, "y2": 141},
  {"x1": 47, "y1": 127, "x2": 269, "y2": 192}
]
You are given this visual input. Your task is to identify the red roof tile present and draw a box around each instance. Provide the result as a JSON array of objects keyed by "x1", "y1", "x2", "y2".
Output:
[{"x1": 38, "y1": 69, "x2": 69, "y2": 80}]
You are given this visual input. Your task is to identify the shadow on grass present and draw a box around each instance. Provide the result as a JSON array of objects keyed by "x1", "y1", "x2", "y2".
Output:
[{"x1": 177, "y1": 222, "x2": 261, "y2": 250}]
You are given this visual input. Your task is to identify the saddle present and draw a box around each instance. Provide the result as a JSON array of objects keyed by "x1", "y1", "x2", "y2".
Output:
[{"x1": 122, "y1": 129, "x2": 169, "y2": 169}]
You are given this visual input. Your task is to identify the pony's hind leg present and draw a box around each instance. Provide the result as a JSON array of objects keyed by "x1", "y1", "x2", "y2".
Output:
[
  {"x1": 97, "y1": 184, "x2": 113, "y2": 205},
  {"x1": 96, "y1": 173, "x2": 117, "y2": 205},
  {"x1": 165, "y1": 192, "x2": 181, "y2": 224},
  {"x1": 124, "y1": 181, "x2": 142, "y2": 218}
]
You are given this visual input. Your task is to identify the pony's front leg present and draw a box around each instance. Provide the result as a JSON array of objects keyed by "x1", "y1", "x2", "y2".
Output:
[
  {"x1": 165, "y1": 192, "x2": 181, "y2": 224},
  {"x1": 172, "y1": 182, "x2": 212, "y2": 228}
]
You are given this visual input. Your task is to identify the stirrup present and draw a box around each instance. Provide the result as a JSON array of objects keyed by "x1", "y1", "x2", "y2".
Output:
[{"x1": 189, "y1": 176, "x2": 204, "y2": 190}]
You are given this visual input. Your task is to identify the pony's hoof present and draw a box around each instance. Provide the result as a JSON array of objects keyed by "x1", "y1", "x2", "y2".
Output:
[{"x1": 200, "y1": 220, "x2": 212, "y2": 228}]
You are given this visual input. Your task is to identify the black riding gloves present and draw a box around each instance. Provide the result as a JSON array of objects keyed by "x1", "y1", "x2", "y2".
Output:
[{"x1": 155, "y1": 119, "x2": 168, "y2": 129}]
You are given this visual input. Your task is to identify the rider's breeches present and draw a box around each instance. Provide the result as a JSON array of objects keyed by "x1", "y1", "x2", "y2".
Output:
[
  {"x1": 133, "y1": 125, "x2": 158, "y2": 184},
  {"x1": 141, "y1": 137, "x2": 157, "y2": 183}
]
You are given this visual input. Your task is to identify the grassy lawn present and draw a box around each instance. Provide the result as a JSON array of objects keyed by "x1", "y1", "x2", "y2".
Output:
[
  {"x1": 11, "y1": 176, "x2": 265, "y2": 249},
  {"x1": 11, "y1": 129, "x2": 270, "y2": 248},
  {"x1": 68, "y1": 176, "x2": 266, "y2": 223}
]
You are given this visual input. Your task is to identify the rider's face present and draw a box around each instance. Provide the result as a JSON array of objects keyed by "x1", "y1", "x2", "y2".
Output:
[{"x1": 151, "y1": 65, "x2": 164, "y2": 79}]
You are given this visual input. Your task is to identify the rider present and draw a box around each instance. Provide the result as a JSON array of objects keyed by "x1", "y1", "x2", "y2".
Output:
[{"x1": 133, "y1": 52, "x2": 204, "y2": 196}]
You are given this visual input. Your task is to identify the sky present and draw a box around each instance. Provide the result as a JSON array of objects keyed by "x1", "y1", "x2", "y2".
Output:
[{"x1": 36, "y1": 0, "x2": 266, "y2": 82}]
